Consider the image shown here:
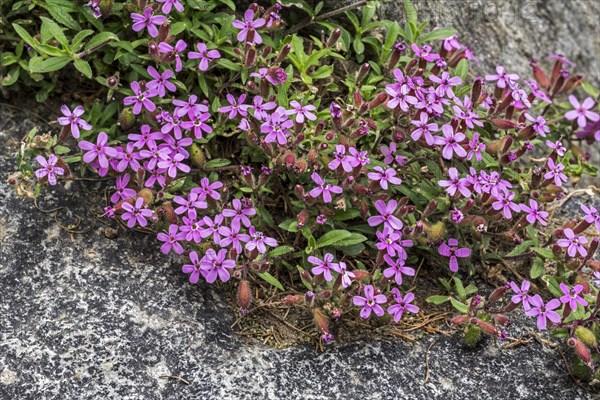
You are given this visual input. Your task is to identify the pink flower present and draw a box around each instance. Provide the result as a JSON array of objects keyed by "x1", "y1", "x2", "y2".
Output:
[
  {"x1": 182, "y1": 251, "x2": 205, "y2": 284},
  {"x1": 35, "y1": 154, "x2": 65, "y2": 185},
  {"x1": 581, "y1": 204, "x2": 600, "y2": 232},
  {"x1": 485, "y1": 66, "x2": 519, "y2": 89},
  {"x1": 368, "y1": 199, "x2": 403, "y2": 231},
  {"x1": 524, "y1": 113, "x2": 550, "y2": 137},
  {"x1": 546, "y1": 139, "x2": 566, "y2": 156},
  {"x1": 157, "y1": 224, "x2": 186, "y2": 254},
  {"x1": 367, "y1": 166, "x2": 402, "y2": 190},
  {"x1": 438, "y1": 167, "x2": 471, "y2": 198},
  {"x1": 79, "y1": 131, "x2": 117, "y2": 169},
  {"x1": 200, "y1": 248, "x2": 236, "y2": 283},
  {"x1": 245, "y1": 226, "x2": 278, "y2": 254},
  {"x1": 123, "y1": 81, "x2": 157, "y2": 115},
  {"x1": 146, "y1": 66, "x2": 176, "y2": 97},
  {"x1": 158, "y1": 40, "x2": 187, "y2": 72},
  {"x1": 353, "y1": 285, "x2": 387, "y2": 319},
  {"x1": 565, "y1": 96, "x2": 599, "y2": 128},
  {"x1": 492, "y1": 191, "x2": 521, "y2": 220},
  {"x1": 410, "y1": 112, "x2": 439, "y2": 146},
  {"x1": 308, "y1": 253, "x2": 340, "y2": 282},
  {"x1": 308, "y1": 172, "x2": 343, "y2": 203},
  {"x1": 222, "y1": 198, "x2": 256, "y2": 230},
  {"x1": 524, "y1": 294, "x2": 561, "y2": 330},
  {"x1": 131, "y1": 7, "x2": 166, "y2": 37},
  {"x1": 543, "y1": 158, "x2": 568, "y2": 187},
  {"x1": 383, "y1": 255, "x2": 415, "y2": 285},
  {"x1": 121, "y1": 197, "x2": 153, "y2": 228},
  {"x1": 232, "y1": 8, "x2": 266, "y2": 45},
  {"x1": 440, "y1": 124, "x2": 467, "y2": 160},
  {"x1": 559, "y1": 283, "x2": 588, "y2": 310},
  {"x1": 188, "y1": 42, "x2": 221, "y2": 71},
  {"x1": 219, "y1": 94, "x2": 250, "y2": 119},
  {"x1": 438, "y1": 238, "x2": 471, "y2": 272},
  {"x1": 285, "y1": 100, "x2": 317, "y2": 123},
  {"x1": 387, "y1": 289, "x2": 419, "y2": 322},
  {"x1": 411, "y1": 44, "x2": 439, "y2": 62},
  {"x1": 509, "y1": 280, "x2": 532, "y2": 309},
  {"x1": 429, "y1": 71, "x2": 462, "y2": 98},
  {"x1": 466, "y1": 133, "x2": 485, "y2": 161},
  {"x1": 520, "y1": 199, "x2": 549, "y2": 226},
  {"x1": 328, "y1": 145, "x2": 352, "y2": 172},
  {"x1": 156, "y1": 0, "x2": 184, "y2": 14},
  {"x1": 556, "y1": 228, "x2": 588, "y2": 258},
  {"x1": 57, "y1": 105, "x2": 91, "y2": 138}
]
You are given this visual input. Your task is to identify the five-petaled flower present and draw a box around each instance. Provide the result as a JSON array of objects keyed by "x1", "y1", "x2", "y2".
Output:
[
  {"x1": 581, "y1": 204, "x2": 600, "y2": 232},
  {"x1": 131, "y1": 7, "x2": 166, "y2": 38},
  {"x1": 438, "y1": 238, "x2": 471, "y2": 272},
  {"x1": 485, "y1": 66, "x2": 519, "y2": 88},
  {"x1": 309, "y1": 172, "x2": 343, "y2": 203},
  {"x1": 509, "y1": 280, "x2": 532, "y2": 309},
  {"x1": 556, "y1": 228, "x2": 588, "y2": 258},
  {"x1": 157, "y1": 224, "x2": 186, "y2": 254},
  {"x1": 565, "y1": 96, "x2": 599, "y2": 128},
  {"x1": 559, "y1": 283, "x2": 588, "y2": 310},
  {"x1": 524, "y1": 294, "x2": 561, "y2": 330},
  {"x1": 232, "y1": 9, "x2": 266, "y2": 45},
  {"x1": 123, "y1": 81, "x2": 157, "y2": 115},
  {"x1": 438, "y1": 167, "x2": 471, "y2": 198},
  {"x1": 79, "y1": 131, "x2": 117, "y2": 170},
  {"x1": 200, "y1": 248, "x2": 236, "y2": 283},
  {"x1": 57, "y1": 105, "x2": 92, "y2": 138},
  {"x1": 188, "y1": 42, "x2": 221, "y2": 71},
  {"x1": 387, "y1": 289, "x2": 419, "y2": 322},
  {"x1": 121, "y1": 197, "x2": 153, "y2": 228},
  {"x1": 182, "y1": 251, "x2": 205, "y2": 284},
  {"x1": 308, "y1": 253, "x2": 340, "y2": 282},
  {"x1": 353, "y1": 285, "x2": 387, "y2": 319},
  {"x1": 383, "y1": 255, "x2": 415, "y2": 285},
  {"x1": 367, "y1": 199, "x2": 403, "y2": 231},
  {"x1": 35, "y1": 154, "x2": 65, "y2": 185},
  {"x1": 520, "y1": 199, "x2": 549, "y2": 226},
  {"x1": 367, "y1": 166, "x2": 402, "y2": 190}
]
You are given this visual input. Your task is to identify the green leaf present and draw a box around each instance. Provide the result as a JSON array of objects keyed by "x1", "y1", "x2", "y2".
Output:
[
  {"x1": 419, "y1": 27, "x2": 458, "y2": 43},
  {"x1": 426, "y1": 295, "x2": 450, "y2": 305},
  {"x1": 257, "y1": 271, "x2": 284, "y2": 291},
  {"x1": 526, "y1": 225, "x2": 540, "y2": 246},
  {"x1": 333, "y1": 233, "x2": 368, "y2": 248},
  {"x1": 315, "y1": 230, "x2": 352, "y2": 249},
  {"x1": 71, "y1": 30, "x2": 94, "y2": 50},
  {"x1": 85, "y1": 32, "x2": 119, "y2": 51},
  {"x1": 216, "y1": 58, "x2": 241, "y2": 72},
  {"x1": 581, "y1": 80, "x2": 599, "y2": 98},
  {"x1": 30, "y1": 56, "x2": 72, "y2": 73},
  {"x1": 530, "y1": 257, "x2": 545, "y2": 279},
  {"x1": 35, "y1": 45, "x2": 66, "y2": 57},
  {"x1": 12, "y1": 24, "x2": 37, "y2": 49},
  {"x1": 453, "y1": 276, "x2": 466, "y2": 300},
  {"x1": 269, "y1": 245, "x2": 295, "y2": 257},
  {"x1": 403, "y1": 0, "x2": 418, "y2": 26},
  {"x1": 40, "y1": 16, "x2": 69, "y2": 49},
  {"x1": 345, "y1": 10, "x2": 360, "y2": 31},
  {"x1": 454, "y1": 59, "x2": 468, "y2": 81},
  {"x1": 450, "y1": 297, "x2": 469, "y2": 313},
  {"x1": 533, "y1": 247, "x2": 555, "y2": 259},
  {"x1": 311, "y1": 65, "x2": 334, "y2": 80},
  {"x1": 54, "y1": 145, "x2": 70, "y2": 155},
  {"x1": 205, "y1": 158, "x2": 231, "y2": 168},
  {"x1": 73, "y1": 59, "x2": 92, "y2": 78},
  {"x1": 278, "y1": 219, "x2": 299, "y2": 232},
  {"x1": 333, "y1": 209, "x2": 360, "y2": 221},
  {"x1": 505, "y1": 240, "x2": 533, "y2": 257},
  {"x1": 353, "y1": 36, "x2": 365, "y2": 54}
]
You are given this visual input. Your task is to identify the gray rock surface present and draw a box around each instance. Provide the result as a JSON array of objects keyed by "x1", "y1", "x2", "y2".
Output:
[{"x1": 1, "y1": 108, "x2": 598, "y2": 398}]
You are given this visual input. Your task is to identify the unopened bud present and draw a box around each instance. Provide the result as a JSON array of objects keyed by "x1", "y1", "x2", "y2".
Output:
[
  {"x1": 352, "y1": 270, "x2": 370, "y2": 282},
  {"x1": 189, "y1": 143, "x2": 206, "y2": 168},
  {"x1": 575, "y1": 326, "x2": 597, "y2": 347},
  {"x1": 296, "y1": 208, "x2": 309, "y2": 228},
  {"x1": 492, "y1": 313, "x2": 510, "y2": 326},
  {"x1": 568, "y1": 337, "x2": 591, "y2": 365},
  {"x1": 451, "y1": 315, "x2": 469, "y2": 325},
  {"x1": 313, "y1": 308, "x2": 330, "y2": 336},
  {"x1": 275, "y1": 44, "x2": 291, "y2": 64},
  {"x1": 118, "y1": 108, "x2": 136, "y2": 131},
  {"x1": 326, "y1": 28, "x2": 342, "y2": 48},
  {"x1": 357, "y1": 63, "x2": 370, "y2": 83},
  {"x1": 237, "y1": 280, "x2": 252, "y2": 316},
  {"x1": 138, "y1": 188, "x2": 154, "y2": 206},
  {"x1": 488, "y1": 287, "x2": 507, "y2": 303}
]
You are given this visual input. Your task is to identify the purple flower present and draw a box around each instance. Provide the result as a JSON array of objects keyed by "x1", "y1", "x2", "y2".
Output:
[
  {"x1": 581, "y1": 204, "x2": 600, "y2": 232},
  {"x1": 123, "y1": 81, "x2": 157, "y2": 115},
  {"x1": 485, "y1": 66, "x2": 519, "y2": 89},
  {"x1": 559, "y1": 283, "x2": 588, "y2": 310},
  {"x1": 380, "y1": 142, "x2": 407, "y2": 166},
  {"x1": 328, "y1": 145, "x2": 353, "y2": 172},
  {"x1": 348, "y1": 147, "x2": 370, "y2": 167},
  {"x1": 245, "y1": 226, "x2": 277, "y2": 254},
  {"x1": 219, "y1": 94, "x2": 249, "y2": 119},
  {"x1": 182, "y1": 251, "x2": 205, "y2": 284},
  {"x1": 385, "y1": 84, "x2": 418, "y2": 112},
  {"x1": 308, "y1": 253, "x2": 340, "y2": 282},
  {"x1": 410, "y1": 112, "x2": 440, "y2": 146},
  {"x1": 173, "y1": 94, "x2": 208, "y2": 118},
  {"x1": 438, "y1": 167, "x2": 471, "y2": 198},
  {"x1": 79, "y1": 131, "x2": 117, "y2": 169},
  {"x1": 548, "y1": 53, "x2": 576, "y2": 66},
  {"x1": 429, "y1": 71, "x2": 462, "y2": 97},
  {"x1": 367, "y1": 166, "x2": 402, "y2": 190},
  {"x1": 353, "y1": 285, "x2": 387, "y2": 319},
  {"x1": 181, "y1": 110, "x2": 212, "y2": 139},
  {"x1": 173, "y1": 192, "x2": 207, "y2": 216},
  {"x1": 466, "y1": 133, "x2": 485, "y2": 162},
  {"x1": 544, "y1": 158, "x2": 568, "y2": 187},
  {"x1": 286, "y1": 100, "x2": 317, "y2": 123},
  {"x1": 57, "y1": 105, "x2": 91, "y2": 138},
  {"x1": 565, "y1": 96, "x2": 599, "y2": 128},
  {"x1": 316, "y1": 214, "x2": 327, "y2": 224},
  {"x1": 524, "y1": 294, "x2": 561, "y2": 330},
  {"x1": 188, "y1": 42, "x2": 221, "y2": 71},
  {"x1": 200, "y1": 214, "x2": 223, "y2": 244},
  {"x1": 146, "y1": 66, "x2": 176, "y2": 98},
  {"x1": 111, "y1": 174, "x2": 136, "y2": 204},
  {"x1": 156, "y1": 0, "x2": 184, "y2": 14},
  {"x1": 411, "y1": 44, "x2": 439, "y2": 62},
  {"x1": 520, "y1": 199, "x2": 549, "y2": 226},
  {"x1": 218, "y1": 225, "x2": 250, "y2": 254},
  {"x1": 387, "y1": 289, "x2": 419, "y2": 322},
  {"x1": 222, "y1": 199, "x2": 256, "y2": 230},
  {"x1": 35, "y1": 154, "x2": 64, "y2": 185},
  {"x1": 158, "y1": 40, "x2": 187, "y2": 72},
  {"x1": 129, "y1": 124, "x2": 162, "y2": 149},
  {"x1": 376, "y1": 227, "x2": 412, "y2": 258},
  {"x1": 368, "y1": 199, "x2": 403, "y2": 231},
  {"x1": 157, "y1": 224, "x2": 186, "y2": 254},
  {"x1": 438, "y1": 238, "x2": 471, "y2": 273},
  {"x1": 131, "y1": 7, "x2": 166, "y2": 37},
  {"x1": 200, "y1": 248, "x2": 236, "y2": 283},
  {"x1": 524, "y1": 113, "x2": 550, "y2": 137},
  {"x1": 383, "y1": 255, "x2": 415, "y2": 285},
  {"x1": 250, "y1": 96, "x2": 277, "y2": 120},
  {"x1": 157, "y1": 153, "x2": 190, "y2": 178},
  {"x1": 452, "y1": 96, "x2": 483, "y2": 129},
  {"x1": 261, "y1": 107, "x2": 293, "y2": 145},
  {"x1": 492, "y1": 191, "x2": 521, "y2": 220},
  {"x1": 440, "y1": 124, "x2": 467, "y2": 160},
  {"x1": 250, "y1": 67, "x2": 278, "y2": 86},
  {"x1": 121, "y1": 197, "x2": 153, "y2": 228},
  {"x1": 308, "y1": 172, "x2": 343, "y2": 203},
  {"x1": 509, "y1": 280, "x2": 531, "y2": 308},
  {"x1": 338, "y1": 261, "x2": 355, "y2": 288},
  {"x1": 556, "y1": 228, "x2": 588, "y2": 258},
  {"x1": 232, "y1": 9, "x2": 266, "y2": 45},
  {"x1": 192, "y1": 177, "x2": 223, "y2": 200},
  {"x1": 116, "y1": 142, "x2": 143, "y2": 172}
]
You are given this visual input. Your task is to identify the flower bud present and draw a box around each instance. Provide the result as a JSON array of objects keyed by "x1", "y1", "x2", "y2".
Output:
[
  {"x1": 107, "y1": 75, "x2": 119, "y2": 88},
  {"x1": 138, "y1": 188, "x2": 154, "y2": 206},
  {"x1": 530, "y1": 61, "x2": 550, "y2": 89},
  {"x1": 283, "y1": 295, "x2": 304, "y2": 304},
  {"x1": 313, "y1": 308, "x2": 330, "y2": 336},
  {"x1": 422, "y1": 200, "x2": 438, "y2": 217},
  {"x1": 352, "y1": 270, "x2": 370, "y2": 282},
  {"x1": 296, "y1": 208, "x2": 309, "y2": 228},
  {"x1": 471, "y1": 77, "x2": 483, "y2": 103},
  {"x1": 326, "y1": 28, "x2": 342, "y2": 48},
  {"x1": 451, "y1": 315, "x2": 469, "y2": 325},
  {"x1": 357, "y1": 63, "x2": 370, "y2": 83},
  {"x1": 118, "y1": 108, "x2": 136, "y2": 131},
  {"x1": 189, "y1": 143, "x2": 206, "y2": 168},
  {"x1": 575, "y1": 326, "x2": 597, "y2": 347},
  {"x1": 159, "y1": 201, "x2": 178, "y2": 225},
  {"x1": 237, "y1": 280, "x2": 252, "y2": 316},
  {"x1": 473, "y1": 318, "x2": 499, "y2": 336},
  {"x1": 568, "y1": 337, "x2": 591, "y2": 365},
  {"x1": 488, "y1": 287, "x2": 507, "y2": 303},
  {"x1": 492, "y1": 313, "x2": 510, "y2": 326},
  {"x1": 275, "y1": 44, "x2": 291, "y2": 64},
  {"x1": 369, "y1": 92, "x2": 388, "y2": 110}
]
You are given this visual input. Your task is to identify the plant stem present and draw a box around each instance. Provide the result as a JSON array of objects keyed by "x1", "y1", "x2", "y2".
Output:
[{"x1": 286, "y1": 0, "x2": 368, "y2": 35}]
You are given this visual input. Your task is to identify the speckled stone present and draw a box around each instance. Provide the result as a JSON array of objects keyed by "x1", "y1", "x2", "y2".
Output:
[{"x1": 0, "y1": 107, "x2": 596, "y2": 400}]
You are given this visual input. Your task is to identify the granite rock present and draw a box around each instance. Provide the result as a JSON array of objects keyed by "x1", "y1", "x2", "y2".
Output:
[{"x1": 0, "y1": 107, "x2": 598, "y2": 399}]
